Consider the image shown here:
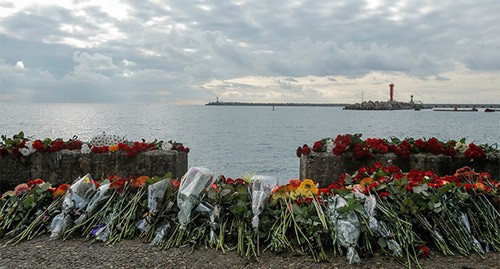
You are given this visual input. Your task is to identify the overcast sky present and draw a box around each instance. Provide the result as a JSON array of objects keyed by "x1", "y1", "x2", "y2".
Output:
[{"x1": 0, "y1": 0, "x2": 499, "y2": 104}]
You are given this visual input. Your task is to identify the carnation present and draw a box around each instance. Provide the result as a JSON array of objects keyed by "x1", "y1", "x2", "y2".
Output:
[{"x1": 81, "y1": 143, "x2": 91, "y2": 154}]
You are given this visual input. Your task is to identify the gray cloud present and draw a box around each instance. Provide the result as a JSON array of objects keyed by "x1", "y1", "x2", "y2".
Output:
[{"x1": 0, "y1": 0, "x2": 498, "y2": 103}]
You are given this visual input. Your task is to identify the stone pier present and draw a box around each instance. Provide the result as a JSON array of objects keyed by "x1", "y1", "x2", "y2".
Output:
[
  {"x1": 0, "y1": 150, "x2": 188, "y2": 192},
  {"x1": 300, "y1": 152, "x2": 500, "y2": 187}
]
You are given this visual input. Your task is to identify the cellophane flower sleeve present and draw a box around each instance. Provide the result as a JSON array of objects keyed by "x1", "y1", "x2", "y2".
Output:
[
  {"x1": 50, "y1": 174, "x2": 97, "y2": 238},
  {"x1": 137, "y1": 179, "x2": 171, "y2": 233},
  {"x1": 75, "y1": 183, "x2": 111, "y2": 225},
  {"x1": 250, "y1": 175, "x2": 277, "y2": 230},
  {"x1": 150, "y1": 223, "x2": 172, "y2": 246},
  {"x1": 195, "y1": 202, "x2": 220, "y2": 244},
  {"x1": 328, "y1": 195, "x2": 361, "y2": 264},
  {"x1": 355, "y1": 191, "x2": 402, "y2": 258},
  {"x1": 177, "y1": 167, "x2": 215, "y2": 228}
]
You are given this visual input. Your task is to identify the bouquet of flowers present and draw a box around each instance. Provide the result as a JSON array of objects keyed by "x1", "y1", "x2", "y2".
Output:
[
  {"x1": 174, "y1": 167, "x2": 215, "y2": 245},
  {"x1": 49, "y1": 174, "x2": 97, "y2": 239},
  {"x1": 0, "y1": 180, "x2": 56, "y2": 241}
]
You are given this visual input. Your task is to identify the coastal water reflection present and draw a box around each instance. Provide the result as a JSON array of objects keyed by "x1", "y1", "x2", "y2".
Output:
[{"x1": 1, "y1": 104, "x2": 499, "y2": 179}]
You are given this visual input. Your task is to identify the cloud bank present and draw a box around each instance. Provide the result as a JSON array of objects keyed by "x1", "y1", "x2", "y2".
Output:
[{"x1": 1, "y1": 0, "x2": 499, "y2": 104}]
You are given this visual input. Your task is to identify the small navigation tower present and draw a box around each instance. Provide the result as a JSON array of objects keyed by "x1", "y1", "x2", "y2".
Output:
[{"x1": 389, "y1": 84, "x2": 394, "y2": 102}]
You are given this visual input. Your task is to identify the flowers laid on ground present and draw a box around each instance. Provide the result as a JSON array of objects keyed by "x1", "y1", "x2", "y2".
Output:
[
  {"x1": 0, "y1": 132, "x2": 189, "y2": 157},
  {"x1": 1, "y1": 165, "x2": 498, "y2": 268},
  {"x1": 297, "y1": 134, "x2": 497, "y2": 161}
]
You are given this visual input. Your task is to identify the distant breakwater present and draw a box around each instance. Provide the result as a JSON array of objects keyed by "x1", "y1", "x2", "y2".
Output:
[
  {"x1": 207, "y1": 101, "x2": 500, "y2": 110},
  {"x1": 206, "y1": 101, "x2": 347, "y2": 107},
  {"x1": 344, "y1": 101, "x2": 426, "y2": 110}
]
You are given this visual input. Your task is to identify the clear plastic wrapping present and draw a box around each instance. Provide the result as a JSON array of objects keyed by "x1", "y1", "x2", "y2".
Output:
[
  {"x1": 327, "y1": 195, "x2": 361, "y2": 264},
  {"x1": 177, "y1": 167, "x2": 215, "y2": 228},
  {"x1": 250, "y1": 175, "x2": 277, "y2": 230},
  {"x1": 137, "y1": 179, "x2": 171, "y2": 233},
  {"x1": 50, "y1": 174, "x2": 97, "y2": 238}
]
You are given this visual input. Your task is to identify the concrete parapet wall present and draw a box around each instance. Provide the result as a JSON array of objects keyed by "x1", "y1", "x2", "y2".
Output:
[
  {"x1": 300, "y1": 152, "x2": 500, "y2": 187},
  {"x1": 0, "y1": 150, "x2": 187, "y2": 192}
]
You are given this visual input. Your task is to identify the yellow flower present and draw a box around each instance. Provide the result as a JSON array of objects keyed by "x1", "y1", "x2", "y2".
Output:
[
  {"x1": 271, "y1": 185, "x2": 290, "y2": 203},
  {"x1": 109, "y1": 144, "x2": 119, "y2": 152},
  {"x1": 298, "y1": 179, "x2": 318, "y2": 195},
  {"x1": 291, "y1": 187, "x2": 312, "y2": 199}
]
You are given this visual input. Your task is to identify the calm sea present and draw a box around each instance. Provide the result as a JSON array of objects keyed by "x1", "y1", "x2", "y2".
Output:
[{"x1": 1, "y1": 103, "x2": 499, "y2": 180}]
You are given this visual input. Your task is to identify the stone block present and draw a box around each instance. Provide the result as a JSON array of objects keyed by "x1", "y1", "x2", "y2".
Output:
[
  {"x1": 300, "y1": 152, "x2": 499, "y2": 187},
  {"x1": 0, "y1": 150, "x2": 188, "y2": 192}
]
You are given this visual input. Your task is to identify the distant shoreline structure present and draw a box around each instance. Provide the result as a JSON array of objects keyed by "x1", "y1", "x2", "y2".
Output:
[
  {"x1": 205, "y1": 101, "x2": 500, "y2": 110},
  {"x1": 205, "y1": 101, "x2": 348, "y2": 107}
]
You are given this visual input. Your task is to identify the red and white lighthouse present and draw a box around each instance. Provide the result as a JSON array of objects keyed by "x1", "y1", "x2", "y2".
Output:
[{"x1": 389, "y1": 83, "x2": 394, "y2": 102}]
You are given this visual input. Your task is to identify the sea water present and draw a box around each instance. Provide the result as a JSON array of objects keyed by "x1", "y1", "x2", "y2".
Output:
[{"x1": 1, "y1": 103, "x2": 499, "y2": 179}]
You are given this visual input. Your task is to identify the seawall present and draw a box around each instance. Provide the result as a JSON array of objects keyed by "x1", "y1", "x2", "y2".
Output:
[
  {"x1": 300, "y1": 152, "x2": 500, "y2": 187},
  {"x1": 0, "y1": 150, "x2": 187, "y2": 192}
]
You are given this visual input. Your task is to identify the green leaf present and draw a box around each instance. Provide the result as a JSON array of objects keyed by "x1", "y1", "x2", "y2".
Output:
[
  {"x1": 413, "y1": 184, "x2": 429, "y2": 195},
  {"x1": 164, "y1": 171, "x2": 173, "y2": 179},
  {"x1": 354, "y1": 204, "x2": 366, "y2": 215},
  {"x1": 378, "y1": 237, "x2": 387, "y2": 248},
  {"x1": 39, "y1": 182, "x2": 50, "y2": 192},
  {"x1": 220, "y1": 188, "x2": 232, "y2": 197},
  {"x1": 400, "y1": 204, "x2": 408, "y2": 214},
  {"x1": 23, "y1": 195, "x2": 34, "y2": 208}
]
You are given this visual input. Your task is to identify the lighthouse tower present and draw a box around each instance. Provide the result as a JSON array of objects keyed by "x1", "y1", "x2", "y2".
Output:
[{"x1": 389, "y1": 84, "x2": 394, "y2": 102}]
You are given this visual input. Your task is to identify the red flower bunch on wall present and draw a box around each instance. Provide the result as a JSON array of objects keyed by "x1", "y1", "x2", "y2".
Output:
[
  {"x1": 463, "y1": 143, "x2": 486, "y2": 160},
  {"x1": 297, "y1": 134, "x2": 495, "y2": 162},
  {"x1": 0, "y1": 132, "x2": 189, "y2": 157}
]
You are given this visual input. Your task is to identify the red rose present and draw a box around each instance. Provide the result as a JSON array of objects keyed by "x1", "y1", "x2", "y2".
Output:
[
  {"x1": 379, "y1": 191, "x2": 390, "y2": 198},
  {"x1": 301, "y1": 145, "x2": 311, "y2": 155},
  {"x1": 32, "y1": 140, "x2": 45, "y2": 152},
  {"x1": 171, "y1": 179, "x2": 180, "y2": 189},
  {"x1": 312, "y1": 141, "x2": 324, "y2": 152},
  {"x1": 296, "y1": 146, "x2": 302, "y2": 157},
  {"x1": 418, "y1": 245, "x2": 430, "y2": 258},
  {"x1": 27, "y1": 179, "x2": 45, "y2": 187},
  {"x1": 332, "y1": 144, "x2": 346, "y2": 156},
  {"x1": 67, "y1": 140, "x2": 83, "y2": 150}
]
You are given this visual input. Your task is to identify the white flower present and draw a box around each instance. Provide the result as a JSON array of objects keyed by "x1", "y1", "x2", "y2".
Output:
[
  {"x1": 20, "y1": 147, "x2": 32, "y2": 156},
  {"x1": 90, "y1": 132, "x2": 123, "y2": 146},
  {"x1": 326, "y1": 138, "x2": 335, "y2": 152},
  {"x1": 454, "y1": 142, "x2": 467, "y2": 153},
  {"x1": 162, "y1": 142, "x2": 173, "y2": 150},
  {"x1": 25, "y1": 141, "x2": 35, "y2": 152},
  {"x1": 81, "y1": 144, "x2": 91, "y2": 154}
]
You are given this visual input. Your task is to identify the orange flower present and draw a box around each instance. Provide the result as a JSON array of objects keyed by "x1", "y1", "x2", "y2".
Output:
[
  {"x1": 289, "y1": 179, "x2": 301, "y2": 191},
  {"x1": 109, "y1": 144, "x2": 119, "y2": 152},
  {"x1": 272, "y1": 185, "x2": 289, "y2": 202},
  {"x1": 53, "y1": 184, "x2": 70, "y2": 198},
  {"x1": 131, "y1": 176, "x2": 149, "y2": 189},
  {"x1": 360, "y1": 177, "x2": 375, "y2": 188},
  {"x1": 474, "y1": 182, "x2": 485, "y2": 190}
]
